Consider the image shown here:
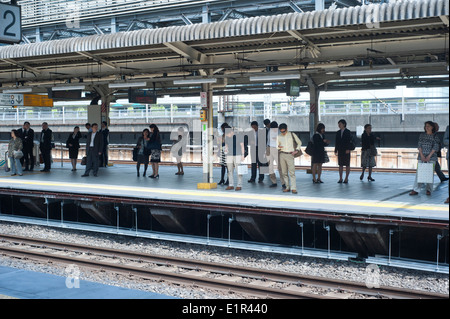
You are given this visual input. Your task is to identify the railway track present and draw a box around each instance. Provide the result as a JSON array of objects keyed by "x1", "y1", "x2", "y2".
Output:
[{"x1": 0, "y1": 234, "x2": 447, "y2": 299}]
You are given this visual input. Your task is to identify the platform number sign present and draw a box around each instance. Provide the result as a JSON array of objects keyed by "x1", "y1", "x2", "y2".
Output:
[{"x1": 0, "y1": 3, "x2": 21, "y2": 44}]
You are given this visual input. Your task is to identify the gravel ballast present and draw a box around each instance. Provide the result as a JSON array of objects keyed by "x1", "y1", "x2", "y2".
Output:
[{"x1": 0, "y1": 221, "x2": 448, "y2": 298}]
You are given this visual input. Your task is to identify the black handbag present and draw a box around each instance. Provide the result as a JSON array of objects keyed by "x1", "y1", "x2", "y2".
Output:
[
  {"x1": 305, "y1": 141, "x2": 313, "y2": 156},
  {"x1": 132, "y1": 147, "x2": 139, "y2": 162}
]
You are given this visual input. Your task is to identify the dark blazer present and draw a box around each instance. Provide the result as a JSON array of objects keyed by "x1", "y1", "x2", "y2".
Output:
[
  {"x1": 334, "y1": 128, "x2": 352, "y2": 153},
  {"x1": 312, "y1": 133, "x2": 328, "y2": 164},
  {"x1": 18, "y1": 128, "x2": 35, "y2": 150},
  {"x1": 66, "y1": 131, "x2": 82, "y2": 150},
  {"x1": 86, "y1": 131, "x2": 104, "y2": 155},
  {"x1": 40, "y1": 129, "x2": 53, "y2": 151},
  {"x1": 361, "y1": 132, "x2": 376, "y2": 151}
]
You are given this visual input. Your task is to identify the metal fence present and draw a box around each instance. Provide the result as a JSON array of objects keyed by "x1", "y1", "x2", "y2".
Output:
[{"x1": 1, "y1": 98, "x2": 447, "y2": 124}]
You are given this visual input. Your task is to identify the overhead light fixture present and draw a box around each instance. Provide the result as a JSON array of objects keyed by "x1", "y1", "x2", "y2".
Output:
[
  {"x1": 3, "y1": 87, "x2": 33, "y2": 93},
  {"x1": 340, "y1": 68, "x2": 401, "y2": 77},
  {"x1": 108, "y1": 81, "x2": 147, "y2": 89},
  {"x1": 249, "y1": 74, "x2": 300, "y2": 82},
  {"x1": 52, "y1": 85, "x2": 86, "y2": 91},
  {"x1": 173, "y1": 78, "x2": 217, "y2": 85}
]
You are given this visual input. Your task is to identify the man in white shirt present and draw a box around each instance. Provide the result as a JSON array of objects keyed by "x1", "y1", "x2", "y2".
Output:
[
  {"x1": 81, "y1": 123, "x2": 103, "y2": 177},
  {"x1": 278, "y1": 123, "x2": 302, "y2": 194}
]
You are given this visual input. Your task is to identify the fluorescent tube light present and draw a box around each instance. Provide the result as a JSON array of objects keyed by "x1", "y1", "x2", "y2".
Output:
[
  {"x1": 52, "y1": 85, "x2": 86, "y2": 91},
  {"x1": 340, "y1": 68, "x2": 400, "y2": 77},
  {"x1": 3, "y1": 88, "x2": 33, "y2": 93},
  {"x1": 173, "y1": 78, "x2": 217, "y2": 85},
  {"x1": 249, "y1": 74, "x2": 300, "y2": 82},
  {"x1": 108, "y1": 81, "x2": 147, "y2": 88}
]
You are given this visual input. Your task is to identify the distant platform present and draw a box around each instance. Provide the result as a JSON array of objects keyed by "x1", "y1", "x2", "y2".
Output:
[
  {"x1": 0, "y1": 266, "x2": 175, "y2": 299},
  {"x1": 0, "y1": 164, "x2": 447, "y2": 224}
]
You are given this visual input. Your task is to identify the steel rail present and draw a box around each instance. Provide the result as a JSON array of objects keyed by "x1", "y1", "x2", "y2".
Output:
[{"x1": 0, "y1": 234, "x2": 447, "y2": 299}]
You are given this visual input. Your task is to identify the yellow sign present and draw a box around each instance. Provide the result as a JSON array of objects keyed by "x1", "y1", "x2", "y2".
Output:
[
  {"x1": 23, "y1": 94, "x2": 53, "y2": 107},
  {"x1": 200, "y1": 109, "x2": 207, "y2": 122}
]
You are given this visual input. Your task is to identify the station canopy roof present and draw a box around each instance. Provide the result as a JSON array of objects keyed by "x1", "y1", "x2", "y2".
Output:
[{"x1": 0, "y1": 0, "x2": 448, "y2": 98}]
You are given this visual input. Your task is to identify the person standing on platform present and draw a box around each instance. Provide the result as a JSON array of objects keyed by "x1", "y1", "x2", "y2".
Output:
[
  {"x1": 433, "y1": 122, "x2": 448, "y2": 182},
  {"x1": 360, "y1": 124, "x2": 380, "y2": 182},
  {"x1": 225, "y1": 127, "x2": 246, "y2": 191},
  {"x1": 334, "y1": 119, "x2": 353, "y2": 184},
  {"x1": 409, "y1": 121, "x2": 441, "y2": 196},
  {"x1": 8, "y1": 129, "x2": 23, "y2": 176},
  {"x1": 81, "y1": 123, "x2": 103, "y2": 177},
  {"x1": 267, "y1": 121, "x2": 281, "y2": 188},
  {"x1": 248, "y1": 121, "x2": 265, "y2": 183},
  {"x1": 136, "y1": 128, "x2": 151, "y2": 177},
  {"x1": 99, "y1": 121, "x2": 109, "y2": 167},
  {"x1": 172, "y1": 127, "x2": 187, "y2": 176},
  {"x1": 218, "y1": 123, "x2": 230, "y2": 186},
  {"x1": 39, "y1": 122, "x2": 53, "y2": 172},
  {"x1": 278, "y1": 123, "x2": 302, "y2": 194},
  {"x1": 66, "y1": 126, "x2": 82, "y2": 171},
  {"x1": 444, "y1": 125, "x2": 449, "y2": 204},
  {"x1": 149, "y1": 124, "x2": 162, "y2": 179},
  {"x1": 311, "y1": 123, "x2": 330, "y2": 184},
  {"x1": 19, "y1": 122, "x2": 35, "y2": 172}
]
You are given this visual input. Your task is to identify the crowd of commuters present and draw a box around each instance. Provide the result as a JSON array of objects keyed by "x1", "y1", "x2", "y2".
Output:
[{"x1": 5, "y1": 119, "x2": 449, "y2": 203}]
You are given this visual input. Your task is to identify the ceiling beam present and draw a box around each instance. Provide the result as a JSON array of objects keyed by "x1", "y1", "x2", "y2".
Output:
[
  {"x1": 163, "y1": 41, "x2": 212, "y2": 76},
  {"x1": 77, "y1": 51, "x2": 118, "y2": 70},
  {"x1": 1, "y1": 58, "x2": 41, "y2": 75}
]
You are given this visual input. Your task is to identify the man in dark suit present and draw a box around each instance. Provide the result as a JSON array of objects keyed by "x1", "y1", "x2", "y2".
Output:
[
  {"x1": 248, "y1": 121, "x2": 266, "y2": 183},
  {"x1": 82, "y1": 123, "x2": 104, "y2": 177},
  {"x1": 18, "y1": 122, "x2": 35, "y2": 171},
  {"x1": 334, "y1": 119, "x2": 353, "y2": 183},
  {"x1": 99, "y1": 121, "x2": 109, "y2": 167},
  {"x1": 40, "y1": 122, "x2": 52, "y2": 172}
]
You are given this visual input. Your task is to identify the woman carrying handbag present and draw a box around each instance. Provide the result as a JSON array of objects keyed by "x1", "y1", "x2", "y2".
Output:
[
  {"x1": 409, "y1": 121, "x2": 441, "y2": 196},
  {"x1": 360, "y1": 124, "x2": 380, "y2": 182},
  {"x1": 8, "y1": 129, "x2": 24, "y2": 176}
]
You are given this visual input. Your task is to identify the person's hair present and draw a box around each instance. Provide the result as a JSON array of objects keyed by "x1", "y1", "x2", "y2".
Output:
[
  {"x1": 364, "y1": 124, "x2": 372, "y2": 130},
  {"x1": 102, "y1": 121, "x2": 107, "y2": 126},
  {"x1": 142, "y1": 128, "x2": 150, "y2": 136},
  {"x1": 270, "y1": 121, "x2": 278, "y2": 129},
  {"x1": 150, "y1": 124, "x2": 159, "y2": 133},
  {"x1": 42, "y1": 122, "x2": 48, "y2": 126},
  {"x1": 251, "y1": 121, "x2": 258, "y2": 127},
  {"x1": 91, "y1": 123, "x2": 98, "y2": 127},
  {"x1": 338, "y1": 119, "x2": 347, "y2": 127},
  {"x1": 279, "y1": 123, "x2": 288, "y2": 131},
  {"x1": 24, "y1": 121, "x2": 30, "y2": 125},
  {"x1": 74, "y1": 126, "x2": 80, "y2": 130},
  {"x1": 316, "y1": 123, "x2": 325, "y2": 133},
  {"x1": 85, "y1": 122, "x2": 91, "y2": 127},
  {"x1": 264, "y1": 119, "x2": 271, "y2": 126},
  {"x1": 424, "y1": 121, "x2": 436, "y2": 133},
  {"x1": 11, "y1": 129, "x2": 18, "y2": 137}
]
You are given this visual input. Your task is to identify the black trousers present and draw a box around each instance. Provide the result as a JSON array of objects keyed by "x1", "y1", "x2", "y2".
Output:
[
  {"x1": 250, "y1": 147, "x2": 266, "y2": 181},
  {"x1": 23, "y1": 146, "x2": 34, "y2": 170},
  {"x1": 40, "y1": 147, "x2": 51, "y2": 171},
  {"x1": 84, "y1": 147, "x2": 100, "y2": 175}
]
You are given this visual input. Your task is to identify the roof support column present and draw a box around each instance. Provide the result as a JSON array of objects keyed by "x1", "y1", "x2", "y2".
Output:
[
  {"x1": 198, "y1": 82, "x2": 217, "y2": 189},
  {"x1": 307, "y1": 78, "x2": 320, "y2": 139}
]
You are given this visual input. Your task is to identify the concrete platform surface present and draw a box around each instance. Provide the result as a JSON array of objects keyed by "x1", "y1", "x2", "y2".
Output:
[
  {"x1": 0, "y1": 266, "x2": 174, "y2": 299},
  {"x1": 0, "y1": 164, "x2": 448, "y2": 222}
]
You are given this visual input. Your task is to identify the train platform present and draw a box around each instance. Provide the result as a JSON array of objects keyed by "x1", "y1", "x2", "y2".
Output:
[
  {"x1": 0, "y1": 265, "x2": 174, "y2": 299},
  {"x1": 0, "y1": 164, "x2": 447, "y2": 223}
]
